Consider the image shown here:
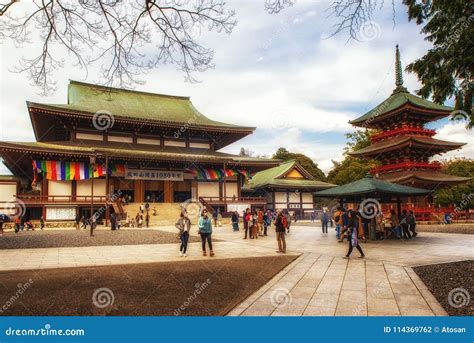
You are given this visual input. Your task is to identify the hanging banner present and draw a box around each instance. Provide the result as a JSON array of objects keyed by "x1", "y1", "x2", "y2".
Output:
[
  {"x1": 32, "y1": 160, "x2": 125, "y2": 181},
  {"x1": 185, "y1": 167, "x2": 253, "y2": 180},
  {"x1": 124, "y1": 168, "x2": 184, "y2": 181}
]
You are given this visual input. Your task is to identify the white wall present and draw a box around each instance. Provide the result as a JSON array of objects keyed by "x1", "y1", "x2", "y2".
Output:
[
  {"x1": 275, "y1": 191, "x2": 287, "y2": 203},
  {"x1": 108, "y1": 135, "x2": 133, "y2": 143},
  {"x1": 46, "y1": 207, "x2": 76, "y2": 220},
  {"x1": 0, "y1": 183, "x2": 17, "y2": 202},
  {"x1": 197, "y1": 182, "x2": 220, "y2": 198},
  {"x1": 48, "y1": 180, "x2": 72, "y2": 200},
  {"x1": 77, "y1": 179, "x2": 106, "y2": 197},
  {"x1": 224, "y1": 182, "x2": 238, "y2": 198}
]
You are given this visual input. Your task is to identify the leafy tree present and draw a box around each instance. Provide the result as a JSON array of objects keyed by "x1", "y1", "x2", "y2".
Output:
[
  {"x1": 343, "y1": 129, "x2": 375, "y2": 154},
  {"x1": 327, "y1": 157, "x2": 376, "y2": 185},
  {"x1": 239, "y1": 147, "x2": 252, "y2": 157},
  {"x1": 327, "y1": 129, "x2": 379, "y2": 184},
  {"x1": 404, "y1": 0, "x2": 473, "y2": 128},
  {"x1": 272, "y1": 147, "x2": 326, "y2": 181},
  {"x1": 434, "y1": 159, "x2": 474, "y2": 209}
]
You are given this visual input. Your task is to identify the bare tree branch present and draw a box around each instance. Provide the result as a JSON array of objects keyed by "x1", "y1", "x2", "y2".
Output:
[
  {"x1": 0, "y1": 0, "x2": 237, "y2": 94},
  {"x1": 264, "y1": 0, "x2": 294, "y2": 14}
]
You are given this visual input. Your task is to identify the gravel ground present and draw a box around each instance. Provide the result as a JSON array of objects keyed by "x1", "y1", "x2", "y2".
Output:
[
  {"x1": 0, "y1": 255, "x2": 297, "y2": 316},
  {"x1": 413, "y1": 260, "x2": 473, "y2": 316},
  {"x1": 416, "y1": 224, "x2": 474, "y2": 235},
  {"x1": 0, "y1": 229, "x2": 202, "y2": 250}
]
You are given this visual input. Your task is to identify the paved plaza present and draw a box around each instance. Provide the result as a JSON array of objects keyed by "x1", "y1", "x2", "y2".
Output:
[{"x1": 1, "y1": 223, "x2": 473, "y2": 316}]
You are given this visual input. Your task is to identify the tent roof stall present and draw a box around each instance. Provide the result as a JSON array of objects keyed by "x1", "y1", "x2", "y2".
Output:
[{"x1": 314, "y1": 174, "x2": 431, "y2": 201}]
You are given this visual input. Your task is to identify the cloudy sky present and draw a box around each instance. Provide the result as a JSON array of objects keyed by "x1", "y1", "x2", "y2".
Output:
[{"x1": 0, "y1": 0, "x2": 472, "y2": 175}]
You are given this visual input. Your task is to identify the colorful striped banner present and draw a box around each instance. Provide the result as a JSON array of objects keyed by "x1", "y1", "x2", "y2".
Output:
[
  {"x1": 185, "y1": 167, "x2": 252, "y2": 180},
  {"x1": 32, "y1": 160, "x2": 125, "y2": 181}
]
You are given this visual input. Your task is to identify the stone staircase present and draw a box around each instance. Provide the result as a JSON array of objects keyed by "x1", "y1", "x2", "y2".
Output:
[{"x1": 121, "y1": 202, "x2": 201, "y2": 226}]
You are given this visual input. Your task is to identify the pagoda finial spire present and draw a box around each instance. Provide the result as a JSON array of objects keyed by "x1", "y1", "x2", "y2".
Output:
[{"x1": 392, "y1": 44, "x2": 408, "y2": 94}]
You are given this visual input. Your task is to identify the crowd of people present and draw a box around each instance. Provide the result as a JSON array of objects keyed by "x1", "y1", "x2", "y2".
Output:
[
  {"x1": 173, "y1": 207, "x2": 293, "y2": 257},
  {"x1": 331, "y1": 207, "x2": 418, "y2": 244}
]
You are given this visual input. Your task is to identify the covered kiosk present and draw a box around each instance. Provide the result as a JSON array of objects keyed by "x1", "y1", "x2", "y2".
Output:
[{"x1": 313, "y1": 174, "x2": 431, "y2": 219}]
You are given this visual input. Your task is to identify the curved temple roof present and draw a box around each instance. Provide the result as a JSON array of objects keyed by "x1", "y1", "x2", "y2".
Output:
[
  {"x1": 246, "y1": 160, "x2": 335, "y2": 190},
  {"x1": 28, "y1": 80, "x2": 255, "y2": 132}
]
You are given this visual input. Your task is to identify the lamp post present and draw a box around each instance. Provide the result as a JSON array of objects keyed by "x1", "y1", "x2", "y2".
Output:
[{"x1": 90, "y1": 155, "x2": 96, "y2": 237}]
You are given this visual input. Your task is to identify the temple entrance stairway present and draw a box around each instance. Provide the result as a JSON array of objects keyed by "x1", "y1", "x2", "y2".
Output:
[{"x1": 120, "y1": 202, "x2": 201, "y2": 226}]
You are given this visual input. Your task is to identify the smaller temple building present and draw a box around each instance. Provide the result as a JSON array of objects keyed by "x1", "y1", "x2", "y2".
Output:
[{"x1": 243, "y1": 160, "x2": 335, "y2": 218}]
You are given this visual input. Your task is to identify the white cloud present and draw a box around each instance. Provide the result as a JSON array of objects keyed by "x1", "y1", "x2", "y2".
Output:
[{"x1": 435, "y1": 122, "x2": 474, "y2": 161}]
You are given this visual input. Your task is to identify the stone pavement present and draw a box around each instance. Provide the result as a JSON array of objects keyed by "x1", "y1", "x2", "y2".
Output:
[{"x1": 1, "y1": 223, "x2": 473, "y2": 316}]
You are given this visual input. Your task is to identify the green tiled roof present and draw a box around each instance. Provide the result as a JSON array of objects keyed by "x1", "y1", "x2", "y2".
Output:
[
  {"x1": 247, "y1": 160, "x2": 335, "y2": 190},
  {"x1": 350, "y1": 91, "x2": 453, "y2": 126},
  {"x1": 314, "y1": 174, "x2": 430, "y2": 198},
  {"x1": 28, "y1": 80, "x2": 255, "y2": 131}
]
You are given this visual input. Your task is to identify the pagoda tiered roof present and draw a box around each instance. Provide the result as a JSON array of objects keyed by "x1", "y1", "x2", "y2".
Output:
[
  {"x1": 350, "y1": 45, "x2": 452, "y2": 128},
  {"x1": 348, "y1": 136, "x2": 465, "y2": 158},
  {"x1": 379, "y1": 170, "x2": 472, "y2": 185},
  {"x1": 347, "y1": 45, "x2": 471, "y2": 190}
]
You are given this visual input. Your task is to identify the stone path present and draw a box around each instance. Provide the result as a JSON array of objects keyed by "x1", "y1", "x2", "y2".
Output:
[
  {"x1": 227, "y1": 253, "x2": 447, "y2": 316},
  {"x1": 0, "y1": 240, "x2": 294, "y2": 271},
  {"x1": 1, "y1": 223, "x2": 472, "y2": 316}
]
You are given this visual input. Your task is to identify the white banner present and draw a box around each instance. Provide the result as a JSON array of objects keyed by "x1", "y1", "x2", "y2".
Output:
[{"x1": 125, "y1": 168, "x2": 184, "y2": 181}]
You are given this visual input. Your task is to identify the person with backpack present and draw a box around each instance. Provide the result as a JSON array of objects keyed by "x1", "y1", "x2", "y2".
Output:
[
  {"x1": 275, "y1": 210, "x2": 287, "y2": 253},
  {"x1": 176, "y1": 213, "x2": 191, "y2": 257},
  {"x1": 344, "y1": 209, "x2": 365, "y2": 259},
  {"x1": 334, "y1": 207, "x2": 343, "y2": 240},
  {"x1": 338, "y1": 208, "x2": 349, "y2": 242}
]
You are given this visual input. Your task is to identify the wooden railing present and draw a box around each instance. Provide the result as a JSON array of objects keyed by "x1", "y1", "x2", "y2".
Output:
[
  {"x1": 14, "y1": 194, "x2": 109, "y2": 203},
  {"x1": 371, "y1": 126, "x2": 436, "y2": 142},
  {"x1": 199, "y1": 196, "x2": 266, "y2": 204},
  {"x1": 371, "y1": 161, "x2": 442, "y2": 174}
]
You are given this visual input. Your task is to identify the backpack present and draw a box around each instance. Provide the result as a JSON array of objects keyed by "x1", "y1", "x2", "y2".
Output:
[
  {"x1": 281, "y1": 216, "x2": 288, "y2": 228},
  {"x1": 334, "y1": 215, "x2": 340, "y2": 222}
]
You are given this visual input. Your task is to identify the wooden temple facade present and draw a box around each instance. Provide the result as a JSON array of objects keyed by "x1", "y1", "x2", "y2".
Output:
[{"x1": 0, "y1": 81, "x2": 280, "y2": 221}]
